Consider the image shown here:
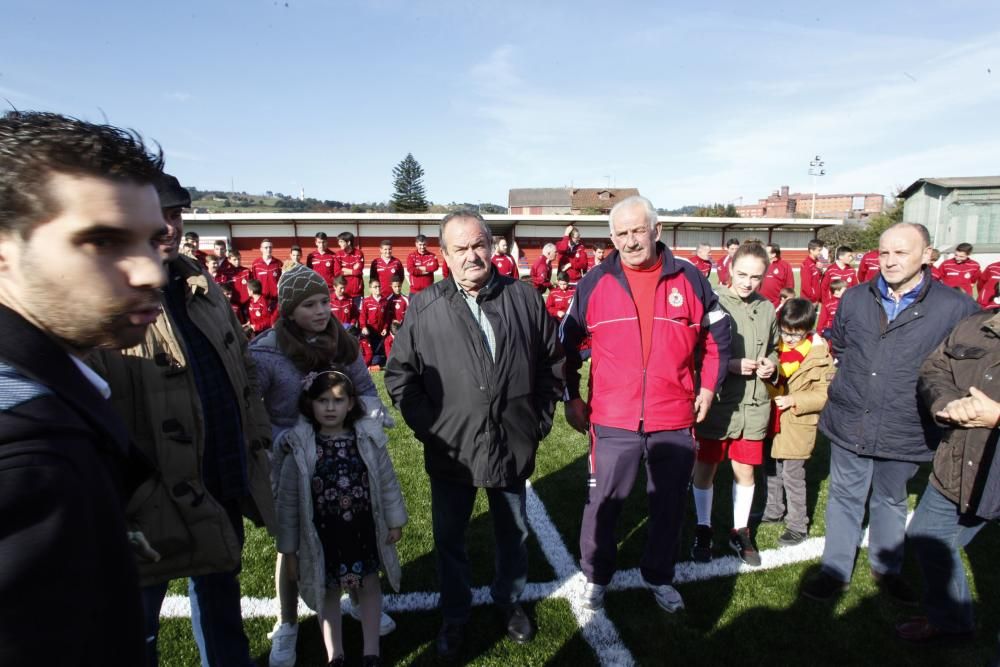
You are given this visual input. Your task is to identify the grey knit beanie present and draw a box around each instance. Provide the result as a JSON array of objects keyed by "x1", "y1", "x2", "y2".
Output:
[{"x1": 277, "y1": 264, "x2": 329, "y2": 316}]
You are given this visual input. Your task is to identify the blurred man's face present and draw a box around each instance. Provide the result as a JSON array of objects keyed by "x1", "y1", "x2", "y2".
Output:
[
  {"x1": 158, "y1": 206, "x2": 184, "y2": 261},
  {"x1": 338, "y1": 238, "x2": 350, "y2": 252},
  {"x1": 260, "y1": 242, "x2": 272, "y2": 259},
  {"x1": 229, "y1": 254, "x2": 241, "y2": 268},
  {"x1": 206, "y1": 257, "x2": 219, "y2": 273},
  {"x1": 370, "y1": 283, "x2": 381, "y2": 298},
  {"x1": 290, "y1": 249, "x2": 302, "y2": 263},
  {"x1": 0, "y1": 174, "x2": 166, "y2": 352},
  {"x1": 334, "y1": 283, "x2": 345, "y2": 298},
  {"x1": 416, "y1": 239, "x2": 427, "y2": 253},
  {"x1": 696, "y1": 246, "x2": 710, "y2": 261},
  {"x1": 380, "y1": 244, "x2": 392, "y2": 260},
  {"x1": 316, "y1": 237, "x2": 327, "y2": 252},
  {"x1": 594, "y1": 246, "x2": 605, "y2": 261},
  {"x1": 727, "y1": 243, "x2": 739, "y2": 257},
  {"x1": 390, "y1": 281, "x2": 402, "y2": 295},
  {"x1": 954, "y1": 251, "x2": 969, "y2": 263},
  {"x1": 766, "y1": 246, "x2": 777, "y2": 262},
  {"x1": 557, "y1": 279, "x2": 569, "y2": 291},
  {"x1": 214, "y1": 241, "x2": 227, "y2": 257},
  {"x1": 496, "y1": 238, "x2": 509, "y2": 255}
]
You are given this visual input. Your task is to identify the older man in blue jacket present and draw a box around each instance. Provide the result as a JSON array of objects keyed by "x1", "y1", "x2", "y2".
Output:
[{"x1": 802, "y1": 222, "x2": 980, "y2": 602}]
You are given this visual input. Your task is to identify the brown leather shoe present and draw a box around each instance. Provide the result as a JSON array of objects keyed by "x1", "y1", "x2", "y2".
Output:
[{"x1": 895, "y1": 616, "x2": 974, "y2": 643}]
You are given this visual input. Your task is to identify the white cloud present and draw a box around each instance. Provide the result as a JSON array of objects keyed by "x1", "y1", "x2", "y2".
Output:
[{"x1": 162, "y1": 92, "x2": 193, "y2": 103}]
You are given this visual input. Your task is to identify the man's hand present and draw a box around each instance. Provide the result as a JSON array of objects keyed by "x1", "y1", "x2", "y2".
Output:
[
  {"x1": 386, "y1": 527, "x2": 402, "y2": 545},
  {"x1": 127, "y1": 531, "x2": 161, "y2": 563},
  {"x1": 728, "y1": 358, "x2": 757, "y2": 375},
  {"x1": 936, "y1": 387, "x2": 1000, "y2": 429},
  {"x1": 564, "y1": 224, "x2": 575, "y2": 237},
  {"x1": 283, "y1": 552, "x2": 299, "y2": 581},
  {"x1": 756, "y1": 357, "x2": 776, "y2": 379},
  {"x1": 694, "y1": 387, "x2": 715, "y2": 423},
  {"x1": 565, "y1": 398, "x2": 590, "y2": 434}
]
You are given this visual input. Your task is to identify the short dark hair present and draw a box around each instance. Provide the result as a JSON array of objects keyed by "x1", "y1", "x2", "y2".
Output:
[
  {"x1": 205, "y1": 254, "x2": 219, "y2": 264},
  {"x1": 807, "y1": 239, "x2": 824, "y2": 251},
  {"x1": 332, "y1": 275, "x2": 347, "y2": 287},
  {"x1": 778, "y1": 298, "x2": 817, "y2": 332},
  {"x1": 726, "y1": 238, "x2": 740, "y2": 248},
  {"x1": 369, "y1": 278, "x2": 381, "y2": 287},
  {"x1": 184, "y1": 231, "x2": 200, "y2": 241},
  {"x1": 261, "y1": 238, "x2": 272, "y2": 245},
  {"x1": 298, "y1": 366, "x2": 364, "y2": 429},
  {"x1": 315, "y1": 232, "x2": 327, "y2": 240},
  {"x1": 0, "y1": 111, "x2": 164, "y2": 237},
  {"x1": 779, "y1": 287, "x2": 795, "y2": 299},
  {"x1": 290, "y1": 244, "x2": 301, "y2": 253},
  {"x1": 214, "y1": 239, "x2": 227, "y2": 247},
  {"x1": 390, "y1": 276, "x2": 402, "y2": 285},
  {"x1": 956, "y1": 242, "x2": 973, "y2": 254},
  {"x1": 229, "y1": 250, "x2": 241, "y2": 259},
  {"x1": 829, "y1": 278, "x2": 847, "y2": 293},
  {"x1": 338, "y1": 231, "x2": 355, "y2": 246},
  {"x1": 220, "y1": 282, "x2": 234, "y2": 294},
  {"x1": 767, "y1": 243, "x2": 781, "y2": 258},
  {"x1": 593, "y1": 240, "x2": 607, "y2": 250},
  {"x1": 380, "y1": 239, "x2": 392, "y2": 248},
  {"x1": 836, "y1": 245, "x2": 853, "y2": 259},
  {"x1": 247, "y1": 279, "x2": 263, "y2": 293},
  {"x1": 415, "y1": 234, "x2": 428, "y2": 243},
  {"x1": 556, "y1": 271, "x2": 570, "y2": 283}
]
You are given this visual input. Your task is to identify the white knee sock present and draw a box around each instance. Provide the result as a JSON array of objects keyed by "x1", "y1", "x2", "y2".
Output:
[
  {"x1": 693, "y1": 485, "x2": 713, "y2": 526},
  {"x1": 733, "y1": 482, "x2": 755, "y2": 530}
]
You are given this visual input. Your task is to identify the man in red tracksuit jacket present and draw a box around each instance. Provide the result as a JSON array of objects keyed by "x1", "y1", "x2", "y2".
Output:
[
  {"x1": 561, "y1": 195, "x2": 731, "y2": 614},
  {"x1": 939, "y1": 243, "x2": 981, "y2": 296},
  {"x1": 555, "y1": 225, "x2": 590, "y2": 283},
  {"x1": 820, "y1": 245, "x2": 859, "y2": 306},
  {"x1": 716, "y1": 238, "x2": 740, "y2": 286},
  {"x1": 978, "y1": 260, "x2": 1000, "y2": 308},
  {"x1": 799, "y1": 239, "x2": 825, "y2": 304},
  {"x1": 307, "y1": 232, "x2": 338, "y2": 288},
  {"x1": 251, "y1": 239, "x2": 282, "y2": 299},
  {"x1": 335, "y1": 231, "x2": 365, "y2": 304},
  {"x1": 688, "y1": 243, "x2": 713, "y2": 279},
  {"x1": 406, "y1": 234, "x2": 439, "y2": 294},
  {"x1": 759, "y1": 244, "x2": 795, "y2": 308},
  {"x1": 857, "y1": 249, "x2": 880, "y2": 283},
  {"x1": 545, "y1": 272, "x2": 575, "y2": 321},
  {"x1": 531, "y1": 244, "x2": 557, "y2": 294},
  {"x1": 491, "y1": 237, "x2": 519, "y2": 279},
  {"x1": 370, "y1": 240, "x2": 405, "y2": 289}
]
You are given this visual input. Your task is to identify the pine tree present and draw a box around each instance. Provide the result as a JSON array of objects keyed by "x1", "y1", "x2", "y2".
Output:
[{"x1": 390, "y1": 153, "x2": 429, "y2": 212}]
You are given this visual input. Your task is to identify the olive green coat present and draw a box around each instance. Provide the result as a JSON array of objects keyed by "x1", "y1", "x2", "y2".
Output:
[
  {"x1": 696, "y1": 289, "x2": 779, "y2": 441},
  {"x1": 771, "y1": 335, "x2": 834, "y2": 459}
]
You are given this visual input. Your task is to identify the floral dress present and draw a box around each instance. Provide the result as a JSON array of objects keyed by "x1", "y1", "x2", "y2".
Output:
[{"x1": 311, "y1": 430, "x2": 380, "y2": 589}]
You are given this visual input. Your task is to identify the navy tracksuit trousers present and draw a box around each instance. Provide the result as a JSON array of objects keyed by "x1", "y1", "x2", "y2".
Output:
[{"x1": 580, "y1": 423, "x2": 696, "y2": 586}]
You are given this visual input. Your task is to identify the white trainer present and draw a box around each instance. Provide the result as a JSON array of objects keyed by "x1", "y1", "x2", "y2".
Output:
[
  {"x1": 267, "y1": 621, "x2": 298, "y2": 667},
  {"x1": 582, "y1": 582, "x2": 606, "y2": 610},
  {"x1": 346, "y1": 604, "x2": 397, "y2": 636},
  {"x1": 643, "y1": 580, "x2": 684, "y2": 613}
]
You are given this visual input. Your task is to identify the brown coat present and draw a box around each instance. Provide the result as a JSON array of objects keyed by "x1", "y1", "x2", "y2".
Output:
[
  {"x1": 771, "y1": 335, "x2": 834, "y2": 460},
  {"x1": 918, "y1": 309, "x2": 1000, "y2": 516},
  {"x1": 91, "y1": 257, "x2": 276, "y2": 586}
]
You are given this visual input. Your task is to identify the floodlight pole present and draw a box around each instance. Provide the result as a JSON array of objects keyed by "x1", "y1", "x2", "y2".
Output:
[{"x1": 808, "y1": 155, "x2": 825, "y2": 220}]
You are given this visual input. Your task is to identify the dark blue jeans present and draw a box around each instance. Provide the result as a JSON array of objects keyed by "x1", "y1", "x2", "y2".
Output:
[
  {"x1": 908, "y1": 483, "x2": 985, "y2": 632},
  {"x1": 141, "y1": 506, "x2": 253, "y2": 667},
  {"x1": 429, "y1": 476, "x2": 529, "y2": 622},
  {"x1": 820, "y1": 444, "x2": 919, "y2": 582}
]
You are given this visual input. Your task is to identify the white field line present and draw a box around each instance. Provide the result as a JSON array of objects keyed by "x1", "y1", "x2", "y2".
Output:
[{"x1": 160, "y1": 472, "x2": 912, "y2": 667}]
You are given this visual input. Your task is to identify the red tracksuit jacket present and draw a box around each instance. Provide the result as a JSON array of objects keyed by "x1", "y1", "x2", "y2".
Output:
[
  {"x1": 251, "y1": 257, "x2": 282, "y2": 300},
  {"x1": 359, "y1": 295, "x2": 387, "y2": 333},
  {"x1": 940, "y1": 258, "x2": 981, "y2": 296},
  {"x1": 817, "y1": 295, "x2": 841, "y2": 336},
  {"x1": 406, "y1": 251, "x2": 439, "y2": 294},
  {"x1": 688, "y1": 256, "x2": 712, "y2": 279},
  {"x1": 799, "y1": 256, "x2": 822, "y2": 303},
  {"x1": 560, "y1": 244, "x2": 731, "y2": 432},
  {"x1": 247, "y1": 296, "x2": 278, "y2": 334},
  {"x1": 857, "y1": 250, "x2": 880, "y2": 283},
  {"x1": 229, "y1": 267, "x2": 252, "y2": 305},
  {"x1": 330, "y1": 294, "x2": 358, "y2": 328},
  {"x1": 491, "y1": 253, "x2": 519, "y2": 279},
  {"x1": 531, "y1": 256, "x2": 552, "y2": 293},
  {"x1": 978, "y1": 261, "x2": 1000, "y2": 308},
  {"x1": 370, "y1": 256, "x2": 405, "y2": 289},
  {"x1": 759, "y1": 259, "x2": 795, "y2": 307},
  {"x1": 545, "y1": 287, "x2": 575, "y2": 321},
  {"x1": 820, "y1": 264, "x2": 858, "y2": 305},
  {"x1": 307, "y1": 251, "x2": 338, "y2": 287},
  {"x1": 335, "y1": 249, "x2": 365, "y2": 298},
  {"x1": 385, "y1": 293, "x2": 409, "y2": 323},
  {"x1": 555, "y1": 236, "x2": 589, "y2": 282}
]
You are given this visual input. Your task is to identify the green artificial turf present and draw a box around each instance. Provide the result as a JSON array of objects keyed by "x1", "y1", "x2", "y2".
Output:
[{"x1": 153, "y1": 369, "x2": 1000, "y2": 666}]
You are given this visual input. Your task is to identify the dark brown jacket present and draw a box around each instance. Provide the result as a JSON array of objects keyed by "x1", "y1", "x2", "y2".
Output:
[{"x1": 918, "y1": 309, "x2": 1000, "y2": 518}]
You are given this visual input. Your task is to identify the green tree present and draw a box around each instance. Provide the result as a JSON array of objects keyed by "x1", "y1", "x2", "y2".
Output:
[
  {"x1": 855, "y1": 194, "x2": 904, "y2": 250},
  {"x1": 390, "y1": 153, "x2": 429, "y2": 212}
]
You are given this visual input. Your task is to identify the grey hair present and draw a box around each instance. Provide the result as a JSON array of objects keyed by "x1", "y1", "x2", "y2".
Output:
[
  {"x1": 608, "y1": 195, "x2": 658, "y2": 233},
  {"x1": 883, "y1": 221, "x2": 931, "y2": 247},
  {"x1": 542, "y1": 242, "x2": 556, "y2": 255},
  {"x1": 440, "y1": 209, "x2": 493, "y2": 254}
]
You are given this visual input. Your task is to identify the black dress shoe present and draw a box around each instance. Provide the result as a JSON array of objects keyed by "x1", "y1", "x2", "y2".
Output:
[
  {"x1": 872, "y1": 570, "x2": 919, "y2": 606},
  {"x1": 500, "y1": 603, "x2": 536, "y2": 644},
  {"x1": 436, "y1": 620, "x2": 466, "y2": 660}
]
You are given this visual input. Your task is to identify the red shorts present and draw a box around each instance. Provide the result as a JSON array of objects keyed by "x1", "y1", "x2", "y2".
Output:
[{"x1": 696, "y1": 437, "x2": 763, "y2": 465}]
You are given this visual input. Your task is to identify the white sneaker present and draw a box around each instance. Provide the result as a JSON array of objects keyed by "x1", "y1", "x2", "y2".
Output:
[
  {"x1": 643, "y1": 580, "x2": 684, "y2": 613},
  {"x1": 268, "y1": 621, "x2": 298, "y2": 667},
  {"x1": 346, "y1": 604, "x2": 397, "y2": 636},
  {"x1": 582, "y1": 582, "x2": 606, "y2": 610}
]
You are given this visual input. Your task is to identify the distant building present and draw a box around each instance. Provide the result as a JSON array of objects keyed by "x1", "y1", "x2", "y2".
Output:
[
  {"x1": 735, "y1": 185, "x2": 884, "y2": 220},
  {"x1": 508, "y1": 187, "x2": 641, "y2": 215},
  {"x1": 898, "y1": 176, "x2": 1000, "y2": 251}
]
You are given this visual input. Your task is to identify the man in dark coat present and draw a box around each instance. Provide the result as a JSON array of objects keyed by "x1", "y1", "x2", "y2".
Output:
[
  {"x1": 0, "y1": 111, "x2": 167, "y2": 666},
  {"x1": 801, "y1": 222, "x2": 980, "y2": 602},
  {"x1": 385, "y1": 210, "x2": 564, "y2": 660}
]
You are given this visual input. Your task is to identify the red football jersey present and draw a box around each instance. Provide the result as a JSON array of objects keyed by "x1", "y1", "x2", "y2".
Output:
[
  {"x1": 406, "y1": 250, "x2": 439, "y2": 293},
  {"x1": 531, "y1": 256, "x2": 552, "y2": 294},
  {"x1": 977, "y1": 261, "x2": 1000, "y2": 307},
  {"x1": 758, "y1": 259, "x2": 795, "y2": 307},
  {"x1": 385, "y1": 293, "x2": 409, "y2": 323},
  {"x1": 330, "y1": 294, "x2": 358, "y2": 328},
  {"x1": 369, "y1": 256, "x2": 405, "y2": 289},
  {"x1": 820, "y1": 264, "x2": 858, "y2": 305},
  {"x1": 688, "y1": 255, "x2": 712, "y2": 279},
  {"x1": 555, "y1": 236, "x2": 589, "y2": 282},
  {"x1": 940, "y1": 258, "x2": 981, "y2": 296},
  {"x1": 335, "y1": 249, "x2": 365, "y2": 298},
  {"x1": 307, "y1": 251, "x2": 338, "y2": 287},
  {"x1": 817, "y1": 296, "x2": 841, "y2": 336},
  {"x1": 857, "y1": 250, "x2": 880, "y2": 283},
  {"x1": 717, "y1": 253, "x2": 734, "y2": 286},
  {"x1": 491, "y1": 253, "x2": 519, "y2": 279},
  {"x1": 251, "y1": 257, "x2": 282, "y2": 300},
  {"x1": 358, "y1": 295, "x2": 387, "y2": 333},
  {"x1": 799, "y1": 256, "x2": 822, "y2": 303},
  {"x1": 383, "y1": 332, "x2": 395, "y2": 360},
  {"x1": 229, "y1": 267, "x2": 252, "y2": 305},
  {"x1": 545, "y1": 287, "x2": 575, "y2": 320},
  {"x1": 247, "y1": 296, "x2": 278, "y2": 334},
  {"x1": 358, "y1": 335, "x2": 374, "y2": 366}
]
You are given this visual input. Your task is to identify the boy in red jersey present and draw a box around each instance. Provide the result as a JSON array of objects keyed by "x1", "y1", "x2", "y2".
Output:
[
  {"x1": 383, "y1": 320, "x2": 400, "y2": 361},
  {"x1": 716, "y1": 238, "x2": 740, "y2": 285},
  {"x1": 857, "y1": 248, "x2": 880, "y2": 282},
  {"x1": 329, "y1": 276, "x2": 358, "y2": 328},
  {"x1": 184, "y1": 231, "x2": 209, "y2": 265},
  {"x1": 939, "y1": 243, "x2": 981, "y2": 296},
  {"x1": 591, "y1": 241, "x2": 608, "y2": 269},
  {"x1": 928, "y1": 248, "x2": 943, "y2": 281},
  {"x1": 759, "y1": 244, "x2": 795, "y2": 307},
  {"x1": 385, "y1": 277, "x2": 410, "y2": 324},
  {"x1": 246, "y1": 279, "x2": 278, "y2": 335},
  {"x1": 978, "y1": 259, "x2": 1000, "y2": 308},
  {"x1": 335, "y1": 231, "x2": 365, "y2": 306},
  {"x1": 819, "y1": 246, "x2": 858, "y2": 306},
  {"x1": 555, "y1": 225, "x2": 589, "y2": 283},
  {"x1": 406, "y1": 234, "x2": 439, "y2": 294},
  {"x1": 370, "y1": 239, "x2": 404, "y2": 289},
  {"x1": 251, "y1": 238, "x2": 282, "y2": 299},
  {"x1": 219, "y1": 283, "x2": 246, "y2": 326},
  {"x1": 205, "y1": 255, "x2": 228, "y2": 287},
  {"x1": 227, "y1": 251, "x2": 252, "y2": 307},
  {"x1": 799, "y1": 239, "x2": 825, "y2": 304},
  {"x1": 491, "y1": 236, "x2": 519, "y2": 279},
  {"x1": 307, "y1": 232, "x2": 337, "y2": 287},
  {"x1": 545, "y1": 272, "x2": 575, "y2": 321},
  {"x1": 817, "y1": 279, "x2": 846, "y2": 340}
]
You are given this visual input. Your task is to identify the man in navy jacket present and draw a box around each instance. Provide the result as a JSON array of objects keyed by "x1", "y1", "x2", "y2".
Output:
[{"x1": 802, "y1": 222, "x2": 979, "y2": 602}]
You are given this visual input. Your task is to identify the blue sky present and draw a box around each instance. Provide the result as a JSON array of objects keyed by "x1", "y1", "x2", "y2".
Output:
[{"x1": 3, "y1": 0, "x2": 998, "y2": 208}]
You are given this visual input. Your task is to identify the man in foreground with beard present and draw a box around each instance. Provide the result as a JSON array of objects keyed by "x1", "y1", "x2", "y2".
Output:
[{"x1": 0, "y1": 111, "x2": 167, "y2": 665}]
